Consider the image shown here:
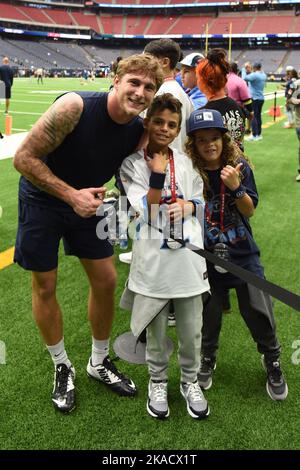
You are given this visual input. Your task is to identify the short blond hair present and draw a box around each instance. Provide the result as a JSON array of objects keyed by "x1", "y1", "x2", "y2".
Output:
[{"x1": 116, "y1": 54, "x2": 163, "y2": 91}]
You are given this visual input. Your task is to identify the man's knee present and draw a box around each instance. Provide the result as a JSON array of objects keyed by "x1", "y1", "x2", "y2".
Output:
[
  {"x1": 32, "y1": 272, "x2": 57, "y2": 300},
  {"x1": 96, "y1": 270, "x2": 117, "y2": 291},
  {"x1": 89, "y1": 264, "x2": 117, "y2": 292}
]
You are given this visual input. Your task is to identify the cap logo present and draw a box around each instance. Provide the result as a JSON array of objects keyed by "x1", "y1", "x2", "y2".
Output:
[{"x1": 195, "y1": 111, "x2": 214, "y2": 123}]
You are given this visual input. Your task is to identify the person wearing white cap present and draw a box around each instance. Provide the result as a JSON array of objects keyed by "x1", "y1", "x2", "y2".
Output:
[{"x1": 179, "y1": 52, "x2": 207, "y2": 109}]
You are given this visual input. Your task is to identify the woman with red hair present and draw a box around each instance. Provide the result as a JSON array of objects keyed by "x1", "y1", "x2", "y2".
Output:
[{"x1": 196, "y1": 48, "x2": 246, "y2": 151}]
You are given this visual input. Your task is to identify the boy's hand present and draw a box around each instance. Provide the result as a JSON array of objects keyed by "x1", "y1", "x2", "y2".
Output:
[
  {"x1": 146, "y1": 151, "x2": 169, "y2": 174},
  {"x1": 221, "y1": 163, "x2": 243, "y2": 191},
  {"x1": 167, "y1": 199, "x2": 194, "y2": 222}
]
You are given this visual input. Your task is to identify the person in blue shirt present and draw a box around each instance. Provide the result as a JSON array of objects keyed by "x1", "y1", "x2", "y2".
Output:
[
  {"x1": 185, "y1": 108, "x2": 288, "y2": 402},
  {"x1": 243, "y1": 62, "x2": 267, "y2": 141},
  {"x1": 179, "y1": 52, "x2": 207, "y2": 109}
]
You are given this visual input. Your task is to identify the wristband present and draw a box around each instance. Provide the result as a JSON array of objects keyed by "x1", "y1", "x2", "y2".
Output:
[
  {"x1": 229, "y1": 184, "x2": 246, "y2": 199},
  {"x1": 188, "y1": 199, "x2": 198, "y2": 215},
  {"x1": 149, "y1": 171, "x2": 166, "y2": 190}
]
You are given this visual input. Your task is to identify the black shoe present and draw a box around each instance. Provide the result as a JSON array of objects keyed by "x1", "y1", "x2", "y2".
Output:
[
  {"x1": 261, "y1": 355, "x2": 288, "y2": 401},
  {"x1": 52, "y1": 363, "x2": 76, "y2": 413},
  {"x1": 197, "y1": 356, "x2": 216, "y2": 390},
  {"x1": 87, "y1": 356, "x2": 137, "y2": 397}
]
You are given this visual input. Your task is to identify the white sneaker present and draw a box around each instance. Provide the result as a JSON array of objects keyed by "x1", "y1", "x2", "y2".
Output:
[
  {"x1": 180, "y1": 381, "x2": 209, "y2": 419},
  {"x1": 147, "y1": 380, "x2": 169, "y2": 419},
  {"x1": 296, "y1": 174, "x2": 300, "y2": 182},
  {"x1": 119, "y1": 251, "x2": 132, "y2": 264},
  {"x1": 167, "y1": 312, "x2": 176, "y2": 327}
]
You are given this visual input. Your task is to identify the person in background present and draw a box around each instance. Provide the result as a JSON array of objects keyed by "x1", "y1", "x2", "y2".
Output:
[
  {"x1": 287, "y1": 77, "x2": 300, "y2": 181},
  {"x1": 241, "y1": 61, "x2": 253, "y2": 135},
  {"x1": 227, "y1": 62, "x2": 253, "y2": 132},
  {"x1": 144, "y1": 38, "x2": 194, "y2": 153},
  {"x1": 196, "y1": 49, "x2": 246, "y2": 152},
  {"x1": 179, "y1": 52, "x2": 207, "y2": 109},
  {"x1": 0, "y1": 57, "x2": 14, "y2": 114},
  {"x1": 283, "y1": 66, "x2": 298, "y2": 129},
  {"x1": 36, "y1": 67, "x2": 44, "y2": 84},
  {"x1": 243, "y1": 62, "x2": 267, "y2": 141}
]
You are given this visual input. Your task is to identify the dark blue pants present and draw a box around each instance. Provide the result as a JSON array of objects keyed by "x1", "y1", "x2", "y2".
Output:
[
  {"x1": 202, "y1": 282, "x2": 281, "y2": 361},
  {"x1": 251, "y1": 99, "x2": 264, "y2": 137}
]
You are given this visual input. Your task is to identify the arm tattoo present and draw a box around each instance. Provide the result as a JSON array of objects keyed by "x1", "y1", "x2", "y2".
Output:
[{"x1": 13, "y1": 93, "x2": 83, "y2": 204}]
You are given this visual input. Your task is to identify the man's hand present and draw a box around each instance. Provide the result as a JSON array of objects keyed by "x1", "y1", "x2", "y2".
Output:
[
  {"x1": 221, "y1": 163, "x2": 243, "y2": 191},
  {"x1": 146, "y1": 151, "x2": 169, "y2": 174},
  {"x1": 70, "y1": 187, "x2": 106, "y2": 217}
]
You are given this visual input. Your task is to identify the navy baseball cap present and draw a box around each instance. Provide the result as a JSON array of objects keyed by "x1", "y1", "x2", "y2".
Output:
[{"x1": 186, "y1": 109, "x2": 228, "y2": 135}]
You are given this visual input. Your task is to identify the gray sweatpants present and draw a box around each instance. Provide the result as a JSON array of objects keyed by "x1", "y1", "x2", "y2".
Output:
[{"x1": 146, "y1": 295, "x2": 203, "y2": 383}]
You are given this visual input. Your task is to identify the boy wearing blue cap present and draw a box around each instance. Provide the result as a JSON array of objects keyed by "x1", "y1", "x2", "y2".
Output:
[{"x1": 186, "y1": 108, "x2": 288, "y2": 401}]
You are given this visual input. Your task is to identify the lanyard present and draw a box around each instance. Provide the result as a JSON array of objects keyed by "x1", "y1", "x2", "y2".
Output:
[
  {"x1": 143, "y1": 148, "x2": 176, "y2": 203},
  {"x1": 205, "y1": 179, "x2": 226, "y2": 232}
]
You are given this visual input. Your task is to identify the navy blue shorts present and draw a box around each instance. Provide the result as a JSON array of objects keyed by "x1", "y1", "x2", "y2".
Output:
[
  {"x1": 14, "y1": 199, "x2": 113, "y2": 272},
  {"x1": 5, "y1": 86, "x2": 11, "y2": 99}
]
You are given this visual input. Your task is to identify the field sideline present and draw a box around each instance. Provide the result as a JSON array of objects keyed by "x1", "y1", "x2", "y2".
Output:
[{"x1": 0, "y1": 78, "x2": 299, "y2": 451}]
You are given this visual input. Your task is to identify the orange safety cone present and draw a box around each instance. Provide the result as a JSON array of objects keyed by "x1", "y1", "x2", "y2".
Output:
[
  {"x1": 5, "y1": 114, "x2": 12, "y2": 136},
  {"x1": 268, "y1": 106, "x2": 281, "y2": 117}
]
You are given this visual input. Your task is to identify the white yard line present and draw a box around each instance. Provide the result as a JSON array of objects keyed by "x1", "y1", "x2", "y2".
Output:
[
  {"x1": 11, "y1": 100, "x2": 52, "y2": 105},
  {"x1": 6, "y1": 111, "x2": 42, "y2": 116},
  {"x1": 0, "y1": 132, "x2": 28, "y2": 160}
]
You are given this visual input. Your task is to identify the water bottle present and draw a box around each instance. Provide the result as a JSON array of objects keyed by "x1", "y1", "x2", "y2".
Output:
[{"x1": 119, "y1": 233, "x2": 128, "y2": 250}]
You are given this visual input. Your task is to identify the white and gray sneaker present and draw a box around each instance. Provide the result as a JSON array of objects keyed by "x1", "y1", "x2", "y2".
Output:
[
  {"x1": 180, "y1": 381, "x2": 209, "y2": 419},
  {"x1": 52, "y1": 363, "x2": 76, "y2": 413},
  {"x1": 147, "y1": 380, "x2": 169, "y2": 419},
  {"x1": 87, "y1": 356, "x2": 137, "y2": 397}
]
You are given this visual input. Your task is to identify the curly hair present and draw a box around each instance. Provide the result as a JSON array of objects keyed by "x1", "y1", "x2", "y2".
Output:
[
  {"x1": 196, "y1": 48, "x2": 230, "y2": 98},
  {"x1": 185, "y1": 132, "x2": 253, "y2": 200}
]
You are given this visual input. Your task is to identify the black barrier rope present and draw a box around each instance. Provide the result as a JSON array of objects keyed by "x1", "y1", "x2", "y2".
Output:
[{"x1": 147, "y1": 222, "x2": 300, "y2": 312}]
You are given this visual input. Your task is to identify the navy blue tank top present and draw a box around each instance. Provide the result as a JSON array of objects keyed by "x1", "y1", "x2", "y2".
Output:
[{"x1": 19, "y1": 91, "x2": 144, "y2": 210}]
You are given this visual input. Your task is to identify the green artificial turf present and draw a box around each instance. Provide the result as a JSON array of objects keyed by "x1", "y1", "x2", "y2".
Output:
[{"x1": 0, "y1": 78, "x2": 299, "y2": 450}]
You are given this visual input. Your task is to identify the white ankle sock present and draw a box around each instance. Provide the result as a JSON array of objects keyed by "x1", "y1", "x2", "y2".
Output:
[
  {"x1": 91, "y1": 338, "x2": 109, "y2": 366},
  {"x1": 46, "y1": 338, "x2": 71, "y2": 368}
]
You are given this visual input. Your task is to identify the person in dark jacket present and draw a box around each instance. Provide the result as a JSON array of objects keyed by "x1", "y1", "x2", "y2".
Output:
[{"x1": 0, "y1": 57, "x2": 14, "y2": 114}]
